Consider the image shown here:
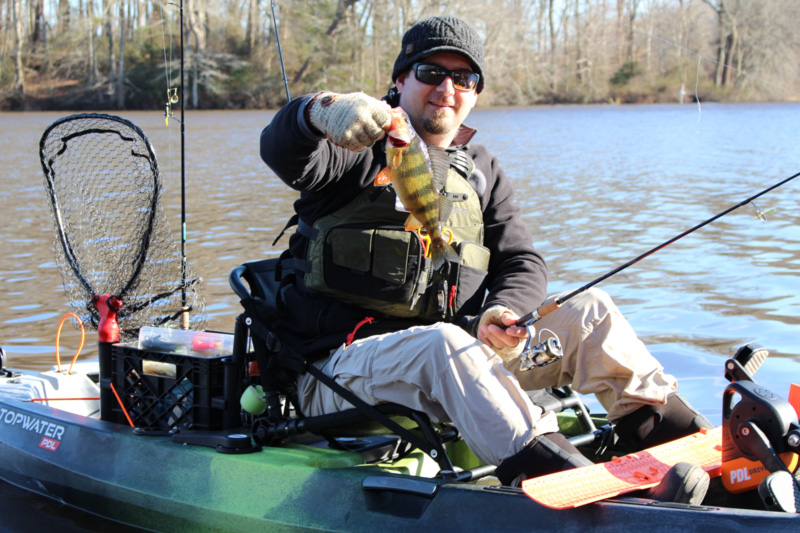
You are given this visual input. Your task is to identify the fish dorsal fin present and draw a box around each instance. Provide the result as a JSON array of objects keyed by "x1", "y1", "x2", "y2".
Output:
[
  {"x1": 374, "y1": 166, "x2": 393, "y2": 186},
  {"x1": 404, "y1": 214, "x2": 424, "y2": 231},
  {"x1": 428, "y1": 146, "x2": 450, "y2": 193}
]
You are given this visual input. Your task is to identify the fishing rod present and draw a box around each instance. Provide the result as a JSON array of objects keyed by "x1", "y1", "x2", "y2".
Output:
[
  {"x1": 162, "y1": 0, "x2": 189, "y2": 327},
  {"x1": 161, "y1": 0, "x2": 286, "y2": 330},
  {"x1": 516, "y1": 169, "x2": 800, "y2": 329},
  {"x1": 178, "y1": 0, "x2": 188, "y2": 328},
  {"x1": 269, "y1": 0, "x2": 291, "y2": 104}
]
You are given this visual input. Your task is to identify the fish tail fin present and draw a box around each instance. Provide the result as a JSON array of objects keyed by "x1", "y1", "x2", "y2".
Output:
[{"x1": 431, "y1": 239, "x2": 459, "y2": 269}]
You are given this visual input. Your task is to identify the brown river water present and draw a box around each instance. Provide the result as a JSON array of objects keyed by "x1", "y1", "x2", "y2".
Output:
[{"x1": 0, "y1": 103, "x2": 799, "y2": 528}]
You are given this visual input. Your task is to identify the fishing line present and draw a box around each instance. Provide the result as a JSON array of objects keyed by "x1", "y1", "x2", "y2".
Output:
[
  {"x1": 155, "y1": 4, "x2": 183, "y2": 234},
  {"x1": 158, "y1": 0, "x2": 190, "y2": 324},
  {"x1": 516, "y1": 169, "x2": 800, "y2": 328},
  {"x1": 159, "y1": 0, "x2": 177, "y2": 244},
  {"x1": 159, "y1": 2, "x2": 172, "y2": 106}
]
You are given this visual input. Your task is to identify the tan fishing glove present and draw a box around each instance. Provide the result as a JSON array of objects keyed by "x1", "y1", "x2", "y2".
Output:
[
  {"x1": 476, "y1": 305, "x2": 529, "y2": 362},
  {"x1": 307, "y1": 92, "x2": 392, "y2": 152}
]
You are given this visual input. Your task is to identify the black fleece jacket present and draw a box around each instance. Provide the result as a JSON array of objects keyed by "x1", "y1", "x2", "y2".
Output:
[{"x1": 260, "y1": 95, "x2": 548, "y2": 322}]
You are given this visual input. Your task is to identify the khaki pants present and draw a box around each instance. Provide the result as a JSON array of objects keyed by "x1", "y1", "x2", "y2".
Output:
[{"x1": 297, "y1": 288, "x2": 677, "y2": 466}]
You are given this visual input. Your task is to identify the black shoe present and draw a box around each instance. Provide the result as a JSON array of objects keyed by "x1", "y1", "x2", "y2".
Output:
[
  {"x1": 615, "y1": 393, "x2": 714, "y2": 452},
  {"x1": 643, "y1": 462, "x2": 709, "y2": 505},
  {"x1": 495, "y1": 432, "x2": 593, "y2": 487}
]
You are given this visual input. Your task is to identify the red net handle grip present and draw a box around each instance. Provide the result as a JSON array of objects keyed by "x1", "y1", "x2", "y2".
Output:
[{"x1": 93, "y1": 294, "x2": 122, "y2": 343}]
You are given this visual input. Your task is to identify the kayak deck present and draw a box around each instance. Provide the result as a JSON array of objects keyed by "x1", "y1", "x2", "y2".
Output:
[{"x1": 0, "y1": 365, "x2": 797, "y2": 532}]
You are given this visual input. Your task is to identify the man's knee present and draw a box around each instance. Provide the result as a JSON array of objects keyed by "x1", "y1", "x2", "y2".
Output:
[
  {"x1": 566, "y1": 287, "x2": 616, "y2": 314},
  {"x1": 421, "y1": 323, "x2": 494, "y2": 372},
  {"x1": 552, "y1": 288, "x2": 626, "y2": 334},
  {"x1": 437, "y1": 322, "x2": 478, "y2": 346}
]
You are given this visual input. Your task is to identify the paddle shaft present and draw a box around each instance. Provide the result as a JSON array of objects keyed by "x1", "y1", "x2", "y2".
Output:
[{"x1": 516, "y1": 169, "x2": 800, "y2": 327}]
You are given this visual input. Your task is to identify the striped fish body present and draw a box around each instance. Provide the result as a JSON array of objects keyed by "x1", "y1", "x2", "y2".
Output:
[
  {"x1": 389, "y1": 137, "x2": 441, "y2": 232},
  {"x1": 376, "y1": 109, "x2": 453, "y2": 260}
]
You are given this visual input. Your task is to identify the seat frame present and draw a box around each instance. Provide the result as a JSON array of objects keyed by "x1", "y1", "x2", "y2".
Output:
[
  {"x1": 229, "y1": 258, "x2": 603, "y2": 480},
  {"x1": 230, "y1": 259, "x2": 465, "y2": 478}
]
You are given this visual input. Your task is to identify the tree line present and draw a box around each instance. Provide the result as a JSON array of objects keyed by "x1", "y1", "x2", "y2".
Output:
[{"x1": 2, "y1": 0, "x2": 799, "y2": 111}]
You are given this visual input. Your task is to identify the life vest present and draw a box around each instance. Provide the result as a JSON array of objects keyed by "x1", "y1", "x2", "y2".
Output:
[{"x1": 293, "y1": 150, "x2": 490, "y2": 322}]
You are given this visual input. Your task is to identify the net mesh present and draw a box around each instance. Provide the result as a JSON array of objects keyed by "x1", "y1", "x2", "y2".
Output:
[{"x1": 39, "y1": 113, "x2": 206, "y2": 338}]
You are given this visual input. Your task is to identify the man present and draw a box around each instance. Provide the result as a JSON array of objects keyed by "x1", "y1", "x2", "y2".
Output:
[{"x1": 260, "y1": 15, "x2": 711, "y2": 498}]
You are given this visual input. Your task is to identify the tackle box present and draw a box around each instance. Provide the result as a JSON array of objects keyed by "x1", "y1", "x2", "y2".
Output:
[{"x1": 137, "y1": 327, "x2": 234, "y2": 358}]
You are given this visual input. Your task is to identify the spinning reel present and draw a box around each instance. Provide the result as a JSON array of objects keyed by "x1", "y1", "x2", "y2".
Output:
[{"x1": 519, "y1": 325, "x2": 563, "y2": 371}]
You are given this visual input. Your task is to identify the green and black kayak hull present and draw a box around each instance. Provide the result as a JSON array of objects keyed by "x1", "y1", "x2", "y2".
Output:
[{"x1": 0, "y1": 379, "x2": 797, "y2": 532}]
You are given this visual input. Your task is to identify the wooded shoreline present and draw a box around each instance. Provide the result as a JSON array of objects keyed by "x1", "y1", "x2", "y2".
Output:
[{"x1": 3, "y1": 1, "x2": 799, "y2": 112}]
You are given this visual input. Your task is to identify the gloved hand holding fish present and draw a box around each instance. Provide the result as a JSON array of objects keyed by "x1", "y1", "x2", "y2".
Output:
[
  {"x1": 307, "y1": 92, "x2": 392, "y2": 152},
  {"x1": 375, "y1": 108, "x2": 458, "y2": 265}
]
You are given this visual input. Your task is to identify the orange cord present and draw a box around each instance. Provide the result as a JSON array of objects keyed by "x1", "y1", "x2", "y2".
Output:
[
  {"x1": 109, "y1": 382, "x2": 135, "y2": 428},
  {"x1": 55, "y1": 313, "x2": 85, "y2": 374}
]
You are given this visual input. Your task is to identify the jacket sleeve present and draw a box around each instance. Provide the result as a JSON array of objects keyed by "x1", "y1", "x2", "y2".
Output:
[
  {"x1": 259, "y1": 94, "x2": 366, "y2": 194},
  {"x1": 475, "y1": 149, "x2": 548, "y2": 316}
]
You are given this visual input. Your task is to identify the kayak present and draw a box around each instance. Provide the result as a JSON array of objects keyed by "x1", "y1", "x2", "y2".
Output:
[
  {"x1": 0, "y1": 356, "x2": 797, "y2": 532},
  {"x1": 10, "y1": 112, "x2": 797, "y2": 531}
]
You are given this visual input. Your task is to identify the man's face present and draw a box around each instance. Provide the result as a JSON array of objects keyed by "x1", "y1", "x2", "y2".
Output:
[{"x1": 396, "y1": 52, "x2": 479, "y2": 147}]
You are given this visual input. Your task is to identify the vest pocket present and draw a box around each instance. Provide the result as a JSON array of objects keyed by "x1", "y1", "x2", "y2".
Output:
[
  {"x1": 373, "y1": 229, "x2": 411, "y2": 284},
  {"x1": 329, "y1": 228, "x2": 372, "y2": 272},
  {"x1": 321, "y1": 225, "x2": 423, "y2": 304}
]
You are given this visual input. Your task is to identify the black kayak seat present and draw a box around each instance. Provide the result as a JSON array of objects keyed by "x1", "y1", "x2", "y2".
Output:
[
  {"x1": 229, "y1": 258, "x2": 461, "y2": 476},
  {"x1": 229, "y1": 258, "x2": 600, "y2": 478}
]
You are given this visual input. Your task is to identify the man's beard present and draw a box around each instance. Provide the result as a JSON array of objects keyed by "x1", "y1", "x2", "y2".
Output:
[{"x1": 422, "y1": 113, "x2": 453, "y2": 136}]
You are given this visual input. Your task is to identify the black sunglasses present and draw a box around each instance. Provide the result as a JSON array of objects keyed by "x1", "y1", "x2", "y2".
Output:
[{"x1": 412, "y1": 63, "x2": 480, "y2": 91}]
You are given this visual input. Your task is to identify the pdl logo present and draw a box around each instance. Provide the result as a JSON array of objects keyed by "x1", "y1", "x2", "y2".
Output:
[
  {"x1": 731, "y1": 467, "x2": 749, "y2": 484},
  {"x1": 39, "y1": 437, "x2": 60, "y2": 452}
]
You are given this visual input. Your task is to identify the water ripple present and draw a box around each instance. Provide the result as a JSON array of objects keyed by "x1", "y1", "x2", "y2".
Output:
[{"x1": 2, "y1": 106, "x2": 799, "y2": 425}]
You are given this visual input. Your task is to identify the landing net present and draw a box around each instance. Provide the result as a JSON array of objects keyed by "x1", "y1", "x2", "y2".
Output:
[{"x1": 39, "y1": 113, "x2": 206, "y2": 338}]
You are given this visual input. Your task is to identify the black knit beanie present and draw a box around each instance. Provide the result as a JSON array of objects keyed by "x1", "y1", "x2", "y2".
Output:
[{"x1": 392, "y1": 16, "x2": 485, "y2": 93}]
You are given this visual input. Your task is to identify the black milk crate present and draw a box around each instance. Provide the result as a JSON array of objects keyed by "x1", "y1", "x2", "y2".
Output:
[{"x1": 108, "y1": 344, "x2": 229, "y2": 430}]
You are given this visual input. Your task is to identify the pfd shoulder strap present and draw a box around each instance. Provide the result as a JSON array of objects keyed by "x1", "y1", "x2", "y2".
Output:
[{"x1": 449, "y1": 149, "x2": 473, "y2": 181}]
